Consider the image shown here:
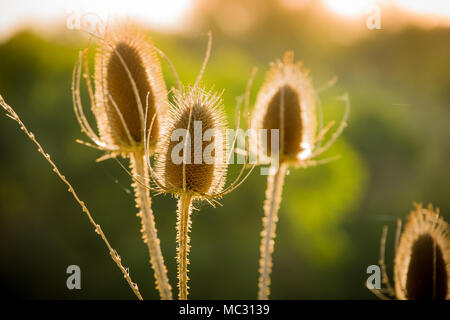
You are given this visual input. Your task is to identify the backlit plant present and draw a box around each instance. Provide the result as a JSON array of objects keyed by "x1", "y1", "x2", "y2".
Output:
[
  {"x1": 250, "y1": 51, "x2": 349, "y2": 299},
  {"x1": 369, "y1": 203, "x2": 449, "y2": 300},
  {"x1": 72, "y1": 22, "x2": 172, "y2": 299}
]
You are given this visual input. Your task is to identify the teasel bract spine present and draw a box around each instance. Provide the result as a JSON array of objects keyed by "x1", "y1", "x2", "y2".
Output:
[
  {"x1": 72, "y1": 22, "x2": 172, "y2": 299},
  {"x1": 251, "y1": 52, "x2": 349, "y2": 299}
]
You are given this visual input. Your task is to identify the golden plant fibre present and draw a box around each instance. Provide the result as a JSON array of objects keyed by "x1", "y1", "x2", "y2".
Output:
[
  {"x1": 0, "y1": 95, "x2": 143, "y2": 299},
  {"x1": 394, "y1": 204, "x2": 449, "y2": 300},
  {"x1": 251, "y1": 51, "x2": 349, "y2": 300},
  {"x1": 73, "y1": 22, "x2": 173, "y2": 299}
]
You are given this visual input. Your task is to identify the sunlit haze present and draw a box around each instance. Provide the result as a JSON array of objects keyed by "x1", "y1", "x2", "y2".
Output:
[{"x1": 0, "y1": 0, "x2": 449, "y2": 41}]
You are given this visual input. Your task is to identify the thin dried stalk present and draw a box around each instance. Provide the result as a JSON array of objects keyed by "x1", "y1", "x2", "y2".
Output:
[
  {"x1": 258, "y1": 163, "x2": 287, "y2": 300},
  {"x1": 0, "y1": 95, "x2": 143, "y2": 300},
  {"x1": 130, "y1": 151, "x2": 172, "y2": 300},
  {"x1": 176, "y1": 193, "x2": 193, "y2": 300}
]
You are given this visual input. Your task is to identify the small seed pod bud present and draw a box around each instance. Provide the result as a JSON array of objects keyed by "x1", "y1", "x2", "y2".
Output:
[
  {"x1": 154, "y1": 87, "x2": 227, "y2": 197},
  {"x1": 394, "y1": 204, "x2": 450, "y2": 300},
  {"x1": 251, "y1": 51, "x2": 316, "y2": 165},
  {"x1": 93, "y1": 23, "x2": 168, "y2": 154}
]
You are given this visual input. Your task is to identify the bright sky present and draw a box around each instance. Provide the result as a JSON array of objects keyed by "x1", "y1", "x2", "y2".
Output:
[
  {"x1": 0, "y1": 0, "x2": 193, "y2": 40},
  {"x1": 0, "y1": 0, "x2": 449, "y2": 40}
]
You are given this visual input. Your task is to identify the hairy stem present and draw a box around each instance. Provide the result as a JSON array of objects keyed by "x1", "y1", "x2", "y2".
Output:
[
  {"x1": 176, "y1": 193, "x2": 193, "y2": 300},
  {"x1": 258, "y1": 163, "x2": 287, "y2": 300},
  {"x1": 0, "y1": 95, "x2": 143, "y2": 299},
  {"x1": 130, "y1": 151, "x2": 172, "y2": 300}
]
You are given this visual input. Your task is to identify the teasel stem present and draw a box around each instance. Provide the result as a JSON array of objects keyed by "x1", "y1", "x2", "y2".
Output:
[
  {"x1": 176, "y1": 193, "x2": 193, "y2": 300},
  {"x1": 258, "y1": 163, "x2": 287, "y2": 300},
  {"x1": 130, "y1": 151, "x2": 172, "y2": 300}
]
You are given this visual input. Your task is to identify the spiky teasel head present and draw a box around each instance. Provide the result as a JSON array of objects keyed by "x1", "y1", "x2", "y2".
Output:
[
  {"x1": 153, "y1": 86, "x2": 228, "y2": 199},
  {"x1": 73, "y1": 22, "x2": 168, "y2": 159},
  {"x1": 394, "y1": 203, "x2": 450, "y2": 300},
  {"x1": 250, "y1": 51, "x2": 348, "y2": 168},
  {"x1": 251, "y1": 51, "x2": 317, "y2": 165}
]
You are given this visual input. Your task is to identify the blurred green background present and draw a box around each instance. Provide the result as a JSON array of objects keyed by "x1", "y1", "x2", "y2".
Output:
[{"x1": 0, "y1": 0, "x2": 449, "y2": 299}]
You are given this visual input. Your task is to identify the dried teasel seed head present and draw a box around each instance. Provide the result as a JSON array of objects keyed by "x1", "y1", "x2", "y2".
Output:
[
  {"x1": 394, "y1": 204, "x2": 450, "y2": 300},
  {"x1": 251, "y1": 51, "x2": 316, "y2": 164},
  {"x1": 155, "y1": 87, "x2": 227, "y2": 197},
  {"x1": 94, "y1": 23, "x2": 168, "y2": 153}
]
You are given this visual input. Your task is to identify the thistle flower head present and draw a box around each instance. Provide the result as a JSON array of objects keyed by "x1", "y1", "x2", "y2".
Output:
[
  {"x1": 154, "y1": 86, "x2": 228, "y2": 198},
  {"x1": 251, "y1": 51, "x2": 317, "y2": 165},
  {"x1": 250, "y1": 51, "x2": 349, "y2": 168},
  {"x1": 394, "y1": 204, "x2": 450, "y2": 300},
  {"x1": 73, "y1": 22, "x2": 168, "y2": 159}
]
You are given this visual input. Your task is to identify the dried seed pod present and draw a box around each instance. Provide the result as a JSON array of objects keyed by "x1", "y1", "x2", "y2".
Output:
[
  {"x1": 394, "y1": 204, "x2": 450, "y2": 300},
  {"x1": 144, "y1": 32, "x2": 253, "y2": 299},
  {"x1": 94, "y1": 23, "x2": 168, "y2": 153},
  {"x1": 251, "y1": 51, "x2": 316, "y2": 164},
  {"x1": 154, "y1": 87, "x2": 227, "y2": 197},
  {"x1": 150, "y1": 86, "x2": 252, "y2": 299},
  {"x1": 251, "y1": 52, "x2": 349, "y2": 300},
  {"x1": 72, "y1": 23, "x2": 173, "y2": 300},
  {"x1": 73, "y1": 22, "x2": 168, "y2": 158}
]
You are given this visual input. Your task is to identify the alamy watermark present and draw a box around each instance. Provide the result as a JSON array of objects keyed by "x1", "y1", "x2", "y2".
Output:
[
  {"x1": 366, "y1": 5, "x2": 381, "y2": 30},
  {"x1": 66, "y1": 8, "x2": 105, "y2": 36},
  {"x1": 66, "y1": 265, "x2": 81, "y2": 290},
  {"x1": 366, "y1": 264, "x2": 381, "y2": 290},
  {"x1": 168, "y1": 123, "x2": 287, "y2": 176}
]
